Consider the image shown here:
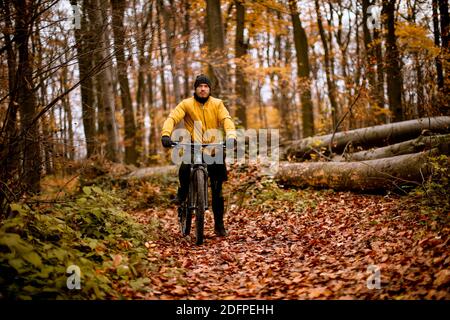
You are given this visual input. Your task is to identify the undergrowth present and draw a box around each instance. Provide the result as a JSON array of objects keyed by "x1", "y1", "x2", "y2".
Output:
[{"x1": 0, "y1": 186, "x2": 160, "y2": 299}]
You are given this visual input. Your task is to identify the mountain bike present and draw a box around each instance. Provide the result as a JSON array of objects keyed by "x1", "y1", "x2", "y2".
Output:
[{"x1": 171, "y1": 142, "x2": 226, "y2": 245}]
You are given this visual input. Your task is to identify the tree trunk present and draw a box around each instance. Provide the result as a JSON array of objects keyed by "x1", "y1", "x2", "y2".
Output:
[
  {"x1": 234, "y1": 0, "x2": 248, "y2": 128},
  {"x1": 74, "y1": 0, "x2": 96, "y2": 158},
  {"x1": 61, "y1": 68, "x2": 75, "y2": 161},
  {"x1": 433, "y1": 0, "x2": 444, "y2": 90},
  {"x1": 383, "y1": 0, "x2": 404, "y2": 122},
  {"x1": 438, "y1": 0, "x2": 449, "y2": 111},
  {"x1": 335, "y1": 4, "x2": 352, "y2": 127},
  {"x1": 439, "y1": 0, "x2": 449, "y2": 50},
  {"x1": 288, "y1": 0, "x2": 314, "y2": 137},
  {"x1": 182, "y1": 0, "x2": 191, "y2": 98},
  {"x1": 94, "y1": 74, "x2": 105, "y2": 153},
  {"x1": 333, "y1": 134, "x2": 450, "y2": 161},
  {"x1": 276, "y1": 150, "x2": 439, "y2": 191},
  {"x1": 14, "y1": 0, "x2": 41, "y2": 193},
  {"x1": 157, "y1": 0, "x2": 181, "y2": 104},
  {"x1": 111, "y1": 0, "x2": 137, "y2": 165},
  {"x1": 147, "y1": 7, "x2": 158, "y2": 159},
  {"x1": 314, "y1": 0, "x2": 338, "y2": 129},
  {"x1": 135, "y1": 4, "x2": 149, "y2": 164},
  {"x1": 206, "y1": 0, "x2": 228, "y2": 98},
  {"x1": 156, "y1": 9, "x2": 168, "y2": 112},
  {"x1": 0, "y1": 0, "x2": 19, "y2": 200},
  {"x1": 362, "y1": 0, "x2": 385, "y2": 123},
  {"x1": 89, "y1": 0, "x2": 119, "y2": 162},
  {"x1": 284, "y1": 116, "x2": 450, "y2": 160},
  {"x1": 277, "y1": 32, "x2": 294, "y2": 140},
  {"x1": 373, "y1": 27, "x2": 385, "y2": 118}
]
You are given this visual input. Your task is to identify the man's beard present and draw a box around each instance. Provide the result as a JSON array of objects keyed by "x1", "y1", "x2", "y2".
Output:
[{"x1": 194, "y1": 92, "x2": 210, "y2": 104}]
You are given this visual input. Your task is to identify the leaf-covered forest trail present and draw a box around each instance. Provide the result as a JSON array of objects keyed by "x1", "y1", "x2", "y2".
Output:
[{"x1": 128, "y1": 166, "x2": 449, "y2": 300}]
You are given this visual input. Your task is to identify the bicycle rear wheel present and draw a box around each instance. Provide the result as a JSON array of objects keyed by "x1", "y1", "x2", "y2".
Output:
[{"x1": 194, "y1": 169, "x2": 206, "y2": 245}]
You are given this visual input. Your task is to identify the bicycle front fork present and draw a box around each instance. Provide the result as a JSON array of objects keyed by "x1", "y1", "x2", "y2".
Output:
[{"x1": 188, "y1": 166, "x2": 209, "y2": 211}]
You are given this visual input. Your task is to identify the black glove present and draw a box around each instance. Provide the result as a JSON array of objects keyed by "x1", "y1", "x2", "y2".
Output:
[{"x1": 161, "y1": 136, "x2": 173, "y2": 148}]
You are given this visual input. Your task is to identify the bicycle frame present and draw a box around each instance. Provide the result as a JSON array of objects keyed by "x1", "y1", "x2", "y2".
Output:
[
  {"x1": 188, "y1": 164, "x2": 209, "y2": 212},
  {"x1": 174, "y1": 142, "x2": 225, "y2": 212},
  {"x1": 172, "y1": 142, "x2": 226, "y2": 243}
]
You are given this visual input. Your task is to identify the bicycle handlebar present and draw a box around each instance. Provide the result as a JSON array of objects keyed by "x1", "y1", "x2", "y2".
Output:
[{"x1": 171, "y1": 142, "x2": 226, "y2": 148}]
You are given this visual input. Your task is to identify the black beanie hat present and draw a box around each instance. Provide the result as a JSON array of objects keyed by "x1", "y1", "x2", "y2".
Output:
[{"x1": 194, "y1": 74, "x2": 211, "y2": 89}]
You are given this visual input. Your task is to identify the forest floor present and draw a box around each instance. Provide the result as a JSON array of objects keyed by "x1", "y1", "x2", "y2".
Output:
[
  {"x1": 1, "y1": 162, "x2": 448, "y2": 300},
  {"x1": 123, "y1": 164, "x2": 449, "y2": 300}
]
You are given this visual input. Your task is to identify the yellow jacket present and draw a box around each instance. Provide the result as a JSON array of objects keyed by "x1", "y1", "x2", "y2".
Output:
[{"x1": 161, "y1": 96, "x2": 237, "y2": 143}]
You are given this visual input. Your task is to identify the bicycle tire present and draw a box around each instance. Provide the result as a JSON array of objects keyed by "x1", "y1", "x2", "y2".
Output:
[
  {"x1": 194, "y1": 169, "x2": 206, "y2": 245},
  {"x1": 180, "y1": 202, "x2": 192, "y2": 236}
]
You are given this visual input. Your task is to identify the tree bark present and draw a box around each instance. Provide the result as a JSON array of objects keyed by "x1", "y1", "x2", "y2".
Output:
[
  {"x1": 157, "y1": 0, "x2": 181, "y2": 104},
  {"x1": 438, "y1": 0, "x2": 449, "y2": 110},
  {"x1": 206, "y1": 0, "x2": 228, "y2": 98},
  {"x1": 111, "y1": 0, "x2": 137, "y2": 165},
  {"x1": 0, "y1": 0, "x2": 19, "y2": 204},
  {"x1": 433, "y1": 0, "x2": 444, "y2": 90},
  {"x1": 439, "y1": 0, "x2": 449, "y2": 50},
  {"x1": 61, "y1": 64, "x2": 75, "y2": 161},
  {"x1": 333, "y1": 134, "x2": 450, "y2": 161},
  {"x1": 182, "y1": 0, "x2": 191, "y2": 98},
  {"x1": 156, "y1": 8, "x2": 168, "y2": 112},
  {"x1": 284, "y1": 116, "x2": 450, "y2": 160},
  {"x1": 134, "y1": 2, "x2": 152, "y2": 164},
  {"x1": 276, "y1": 150, "x2": 439, "y2": 191},
  {"x1": 14, "y1": 0, "x2": 41, "y2": 193},
  {"x1": 234, "y1": 0, "x2": 248, "y2": 128},
  {"x1": 383, "y1": 0, "x2": 404, "y2": 122},
  {"x1": 74, "y1": 0, "x2": 96, "y2": 158},
  {"x1": 89, "y1": 0, "x2": 119, "y2": 162},
  {"x1": 314, "y1": 0, "x2": 338, "y2": 129},
  {"x1": 362, "y1": 0, "x2": 385, "y2": 123},
  {"x1": 288, "y1": 0, "x2": 314, "y2": 137}
]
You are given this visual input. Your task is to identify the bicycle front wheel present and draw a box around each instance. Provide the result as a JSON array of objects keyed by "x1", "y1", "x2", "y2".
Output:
[{"x1": 194, "y1": 169, "x2": 206, "y2": 245}]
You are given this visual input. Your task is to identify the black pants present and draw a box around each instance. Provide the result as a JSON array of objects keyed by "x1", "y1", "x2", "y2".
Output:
[{"x1": 177, "y1": 163, "x2": 227, "y2": 221}]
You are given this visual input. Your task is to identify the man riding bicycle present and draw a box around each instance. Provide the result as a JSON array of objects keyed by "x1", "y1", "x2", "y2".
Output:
[{"x1": 161, "y1": 74, "x2": 237, "y2": 237}]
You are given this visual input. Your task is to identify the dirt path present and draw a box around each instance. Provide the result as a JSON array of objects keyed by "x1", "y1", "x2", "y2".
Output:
[{"x1": 131, "y1": 186, "x2": 449, "y2": 300}]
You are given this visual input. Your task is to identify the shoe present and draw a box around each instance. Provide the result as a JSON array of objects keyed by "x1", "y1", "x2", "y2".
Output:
[
  {"x1": 213, "y1": 196, "x2": 227, "y2": 236},
  {"x1": 214, "y1": 224, "x2": 228, "y2": 237}
]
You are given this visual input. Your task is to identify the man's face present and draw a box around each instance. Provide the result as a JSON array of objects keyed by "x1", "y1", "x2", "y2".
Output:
[{"x1": 195, "y1": 83, "x2": 210, "y2": 98}]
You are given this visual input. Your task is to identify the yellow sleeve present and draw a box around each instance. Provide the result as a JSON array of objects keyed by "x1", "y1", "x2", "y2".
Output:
[
  {"x1": 218, "y1": 101, "x2": 237, "y2": 139},
  {"x1": 161, "y1": 101, "x2": 186, "y2": 137}
]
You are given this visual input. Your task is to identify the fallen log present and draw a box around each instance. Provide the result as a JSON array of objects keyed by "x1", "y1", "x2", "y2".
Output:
[
  {"x1": 276, "y1": 149, "x2": 441, "y2": 191},
  {"x1": 123, "y1": 165, "x2": 178, "y2": 180},
  {"x1": 284, "y1": 116, "x2": 450, "y2": 160},
  {"x1": 333, "y1": 134, "x2": 450, "y2": 162}
]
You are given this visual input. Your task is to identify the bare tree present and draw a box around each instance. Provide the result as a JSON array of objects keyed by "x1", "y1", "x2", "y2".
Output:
[
  {"x1": 73, "y1": 0, "x2": 96, "y2": 157},
  {"x1": 157, "y1": 0, "x2": 182, "y2": 104},
  {"x1": 383, "y1": 0, "x2": 404, "y2": 122},
  {"x1": 88, "y1": 0, "x2": 120, "y2": 161},
  {"x1": 111, "y1": 0, "x2": 137, "y2": 164},
  {"x1": 234, "y1": 0, "x2": 248, "y2": 127},
  {"x1": 206, "y1": 0, "x2": 228, "y2": 98},
  {"x1": 14, "y1": 0, "x2": 41, "y2": 193},
  {"x1": 288, "y1": 0, "x2": 314, "y2": 137}
]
